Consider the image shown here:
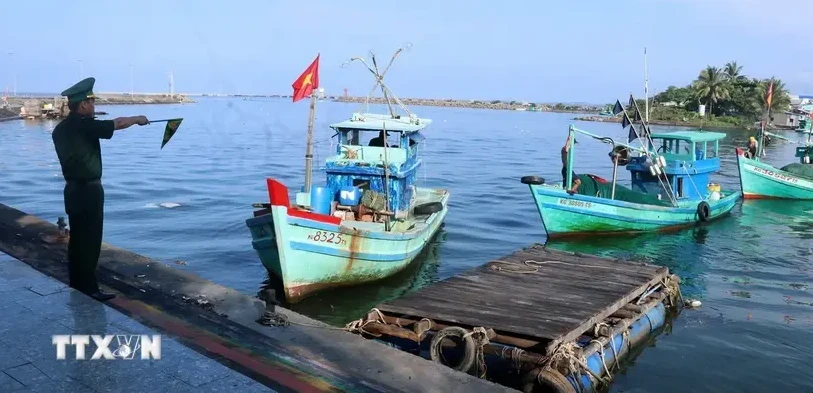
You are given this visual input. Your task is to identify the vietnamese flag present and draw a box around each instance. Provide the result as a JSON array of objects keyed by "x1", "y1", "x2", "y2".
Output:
[{"x1": 292, "y1": 54, "x2": 320, "y2": 102}]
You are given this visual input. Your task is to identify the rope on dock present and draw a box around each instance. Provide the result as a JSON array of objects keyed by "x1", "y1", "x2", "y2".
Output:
[
  {"x1": 500, "y1": 346, "x2": 525, "y2": 370},
  {"x1": 543, "y1": 342, "x2": 610, "y2": 392},
  {"x1": 344, "y1": 308, "x2": 388, "y2": 337},
  {"x1": 257, "y1": 311, "x2": 290, "y2": 327},
  {"x1": 462, "y1": 327, "x2": 490, "y2": 378},
  {"x1": 660, "y1": 274, "x2": 684, "y2": 307},
  {"x1": 589, "y1": 339, "x2": 613, "y2": 383},
  {"x1": 490, "y1": 259, "x2": 638, "y2": 274}
]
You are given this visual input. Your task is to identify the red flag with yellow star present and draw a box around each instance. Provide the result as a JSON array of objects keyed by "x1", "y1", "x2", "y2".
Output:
[{"x1": 292, "y1": 54, "x2": 320, "y2": 102}]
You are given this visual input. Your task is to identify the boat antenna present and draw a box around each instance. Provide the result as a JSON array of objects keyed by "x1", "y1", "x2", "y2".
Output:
[
  {"x1": 382, "y1": 122, "x2": 391, "y2": 231},
  {"x1": 644, "y1": 47, "x2": 649, "y2": 123},
  {"x1": 341, "y1": 43, "x2": 415, "y2": 119}
]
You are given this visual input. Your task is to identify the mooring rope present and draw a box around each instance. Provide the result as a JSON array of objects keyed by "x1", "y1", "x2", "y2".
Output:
[
  {"x1": 462, "y1": 327, "x2": 490, "y2": 378},
  {"x1": 500, "y1": 346, "x2": 526, "y2": 370},
  {"x1": 589, "y1": 339, "x2": 612, "y2": 381},
  {"x1": 660, "y1": 275, "x2": 684, "y2": 307},
  {"x1": 545, "y1": 342, "x2": 611, "y2": 391}
]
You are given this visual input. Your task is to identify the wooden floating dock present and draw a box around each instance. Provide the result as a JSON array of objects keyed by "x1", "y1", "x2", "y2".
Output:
[{"x1": 351, "y1": 244, "x2": 684, "y2": 393}]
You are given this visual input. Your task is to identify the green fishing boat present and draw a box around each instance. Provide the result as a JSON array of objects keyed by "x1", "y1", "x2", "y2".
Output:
[
  {"x1": 521, "y1": 95, "x2": 740, "y2": 238},
  {"x1": 735, "y1": 128, "x2": 813, "y2": 200}
]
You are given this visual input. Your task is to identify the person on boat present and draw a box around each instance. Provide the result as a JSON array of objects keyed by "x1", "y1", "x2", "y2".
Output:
[
  {"x1": 368, "y1": 130, "x2": 389, "y2": 147},
  {"x1": 369, "y1": 130, "x2": 416, "y2": 147},
  {"x1": 51, "y1": 77, "x2": 149, "y2": 302},
  {"x1": 746, "y1": 136, "x2": 758, "y2": 158},
  {"x1": 561, "y1": 135, "x2": 581, "y2": 194}
]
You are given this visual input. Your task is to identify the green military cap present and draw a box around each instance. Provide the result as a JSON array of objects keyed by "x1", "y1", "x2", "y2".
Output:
[{"x1": 61, "y1": 77, "x2": 98, "y2": 104}]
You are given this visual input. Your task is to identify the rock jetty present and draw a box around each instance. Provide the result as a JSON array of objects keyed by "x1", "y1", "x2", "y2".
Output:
[
  {"x1": 2, "y1": 93, "x2": 194, "y2": 120},
  {"x1": 334, "y1": 96, "x2": 602, "y2": 113}
]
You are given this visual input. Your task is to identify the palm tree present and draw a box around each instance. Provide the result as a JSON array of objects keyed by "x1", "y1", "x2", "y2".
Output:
[
  {"x1": 756, "y1": 77, "x2": 791, "y2": 117},
  {"x1": 692, "y1": 66, "x2": 731, "y2": 116},
  {"x1": 724, "y1": 61, "x2": 746, "y2": 82}
]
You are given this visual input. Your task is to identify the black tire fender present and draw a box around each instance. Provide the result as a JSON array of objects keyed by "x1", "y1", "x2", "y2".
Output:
[
  {"x1": 521, "y1": 367, "x2": 577, "y2": 393},
  {"x1": 697, "y1": 201, "x2": 711, "y2": 222},
  {"x1": 521, "y1": 176, "x2": 546, "y2": 185},
  {"x1": 428, "y1": 327, "x2": 476, "y2": 373},
  {"x1": 414, "y1": 202, "x2": 443, "y2": 215}
]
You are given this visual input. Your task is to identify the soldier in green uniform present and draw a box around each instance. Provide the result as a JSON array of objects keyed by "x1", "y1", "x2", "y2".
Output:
[{"x1": 52, "y1": 77, "x2": 149, "y2": 301}]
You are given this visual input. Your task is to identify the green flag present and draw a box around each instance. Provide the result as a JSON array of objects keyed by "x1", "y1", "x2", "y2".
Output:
[{"x1": 161, "y1": 118, "x2": 183, "y2": 149}]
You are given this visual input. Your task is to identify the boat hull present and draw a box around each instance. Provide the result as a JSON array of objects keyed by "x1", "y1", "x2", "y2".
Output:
[
  {"x1": 527, "y1": 184, "x2": 740, "y2": 238},
  {"x1": 246, "y1": 185, "x2": 449, "y2": 303},
  {"x1": 735, "y1": 148, "x2": 813, "y2": 200}
]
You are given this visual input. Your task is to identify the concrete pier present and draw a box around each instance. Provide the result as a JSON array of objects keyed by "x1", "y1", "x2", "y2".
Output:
[
  {"x1": 0, "y1": 254, "x2": 272, "y2": 392},
  {"x1": 0, "y1": 203, "x2": 512, "y2": 393}
]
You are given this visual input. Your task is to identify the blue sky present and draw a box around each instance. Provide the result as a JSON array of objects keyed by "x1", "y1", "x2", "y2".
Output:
[{"x1": 1, "y1": 0, "x2": 810, "y2": 104}]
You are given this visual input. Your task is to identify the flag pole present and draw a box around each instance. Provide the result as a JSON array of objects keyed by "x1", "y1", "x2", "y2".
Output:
[{"x1": 304, "y1": 92, "x2": 317, "y2": 193}]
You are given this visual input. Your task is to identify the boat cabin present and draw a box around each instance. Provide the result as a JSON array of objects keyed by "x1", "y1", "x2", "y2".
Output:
[
  {"x1": 798, "y1": 119, "x2": 810, "y2": 131},
  {"x1": 324, "y1": 112, "x2": 429, "y2": 213},
  {"x1": 796, "y1": 145, "x2": 813, "y2": 164},
  {"x1": 626, "y1": 131, "x2": 725, "y2": 201}
]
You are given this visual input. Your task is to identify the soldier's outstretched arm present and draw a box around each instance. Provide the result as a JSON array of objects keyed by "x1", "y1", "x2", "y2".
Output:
[{"x1": 113, "y1": 116, "x2": 149, "y2": 130}]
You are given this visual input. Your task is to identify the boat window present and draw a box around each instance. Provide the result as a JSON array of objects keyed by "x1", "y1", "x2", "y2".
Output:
[
  {"x1": 677, "y1": 177, "x2": 684, "y2": 197},
  {"x1": 341, "y1": 130, "x2": 361, "y2": 146}
]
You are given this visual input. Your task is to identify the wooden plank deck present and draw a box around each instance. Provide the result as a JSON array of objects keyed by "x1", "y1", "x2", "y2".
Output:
[{"x1": 376, "y1": 243, "x2": 669, "y2": 355}]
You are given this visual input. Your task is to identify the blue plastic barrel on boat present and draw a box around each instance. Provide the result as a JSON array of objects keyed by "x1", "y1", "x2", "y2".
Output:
[
  {"x1": 310, "y1": 186, "x2": 333, "y2": 215},
  {"x1": 338, "y1": 186, "x2": 361, "y2": 206}
]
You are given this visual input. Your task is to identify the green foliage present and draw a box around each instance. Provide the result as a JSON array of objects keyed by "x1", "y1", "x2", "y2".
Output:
[
  {"x1": 554, "y1": 103, "x2": 565, "y2": 110},
  {"x1": 490, "y1": 100, "x2": 501, "y2": 104},
  {"x1": 648, "y1": 61, "x2": 792, "y2": 124},
  {"x1": 654, "y1": 86, "x2": 694, "y2": 105}
]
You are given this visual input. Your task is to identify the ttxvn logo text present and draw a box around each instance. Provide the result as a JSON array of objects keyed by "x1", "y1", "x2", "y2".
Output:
[{"x1": 52, "y1": 335, "x2": 161, "y2": 360}]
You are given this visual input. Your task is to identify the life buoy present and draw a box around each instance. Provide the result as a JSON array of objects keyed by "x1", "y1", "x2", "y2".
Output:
[
  {"x1": 697, "y1": 201, "x2": 710, "y2": 222},
  {"x1": 429, "y1": 327, "x2": 477, "y2": 372},
  {"x1": 521, "y1": 368, "x2": 577, "y2": 393}
]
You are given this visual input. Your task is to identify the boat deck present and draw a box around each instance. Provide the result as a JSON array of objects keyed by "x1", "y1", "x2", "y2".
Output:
[{"x1": 375, "y1": 243, "x2": 669, "y2": 355}]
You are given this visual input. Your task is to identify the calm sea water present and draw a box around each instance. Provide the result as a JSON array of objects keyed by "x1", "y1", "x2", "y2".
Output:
[{"x1": 1, "y1": 98, "x2": 812, "y2": 392}]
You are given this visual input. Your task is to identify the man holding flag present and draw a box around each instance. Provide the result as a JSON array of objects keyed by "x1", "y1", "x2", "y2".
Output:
[{"x1": 51, "y1": 77, "x2": 149, "y2": 301}]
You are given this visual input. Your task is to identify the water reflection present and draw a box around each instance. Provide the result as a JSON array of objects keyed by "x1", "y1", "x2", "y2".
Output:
[{"x1": 739, "y1": 199, "x2": 813, "y2": 241}]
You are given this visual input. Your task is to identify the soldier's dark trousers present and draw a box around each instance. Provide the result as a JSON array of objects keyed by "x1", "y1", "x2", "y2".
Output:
[{"x1": 64, "y1": 181, "x2": 104, "y2": 294}]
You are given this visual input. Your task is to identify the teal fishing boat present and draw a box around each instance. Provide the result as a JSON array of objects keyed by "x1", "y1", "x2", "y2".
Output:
[
  {"x1": 735, "y1": 129, "x2": 813, "y2": 199},
  {"x1": 521, "y1": 96, "x2": 740, "y2": 237},
  {"x1": 245, "y1": 46, "x2": 449, "y2": 303},
  {"x1": 522, "y1": 126, "x2": 740, "y2": 237}
]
